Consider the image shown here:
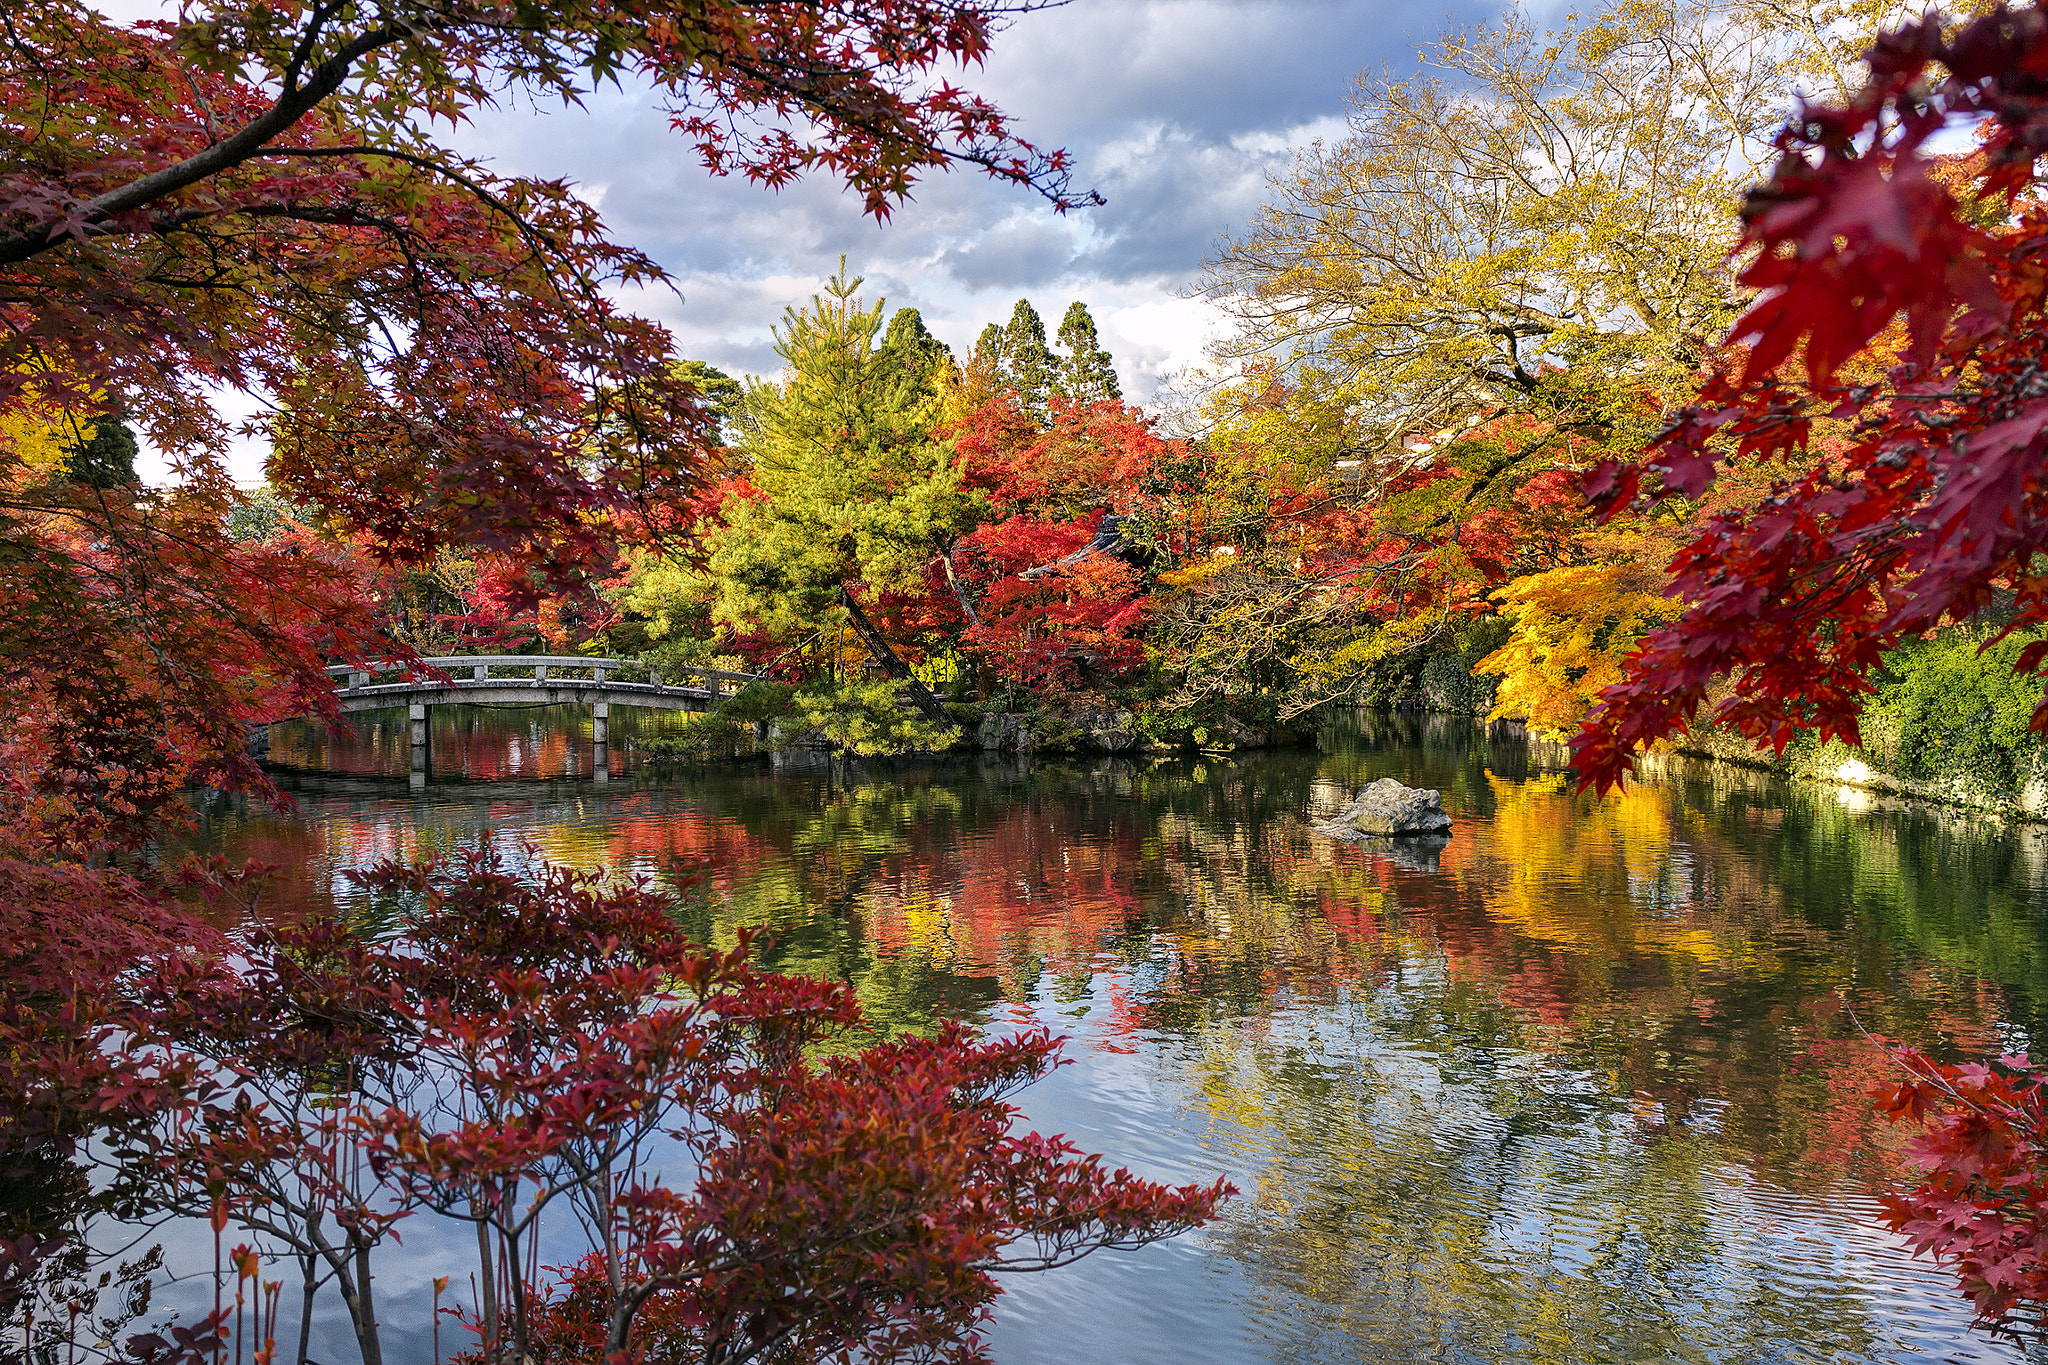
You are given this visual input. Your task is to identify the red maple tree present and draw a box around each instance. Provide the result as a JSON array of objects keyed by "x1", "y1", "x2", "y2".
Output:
[
  {"x1": 1542, "y1": 3, "x2": 2048, "y2": 1329},
  {"x1": 3, "y1": 0, "x2": 1093, "y2": 576},
  {"x1": 1572, "y1": 2, "x2": 2048, "y2": 786},
  {"x1": 117, "y1": 851, "x2": 1228, "y2": 1365}
]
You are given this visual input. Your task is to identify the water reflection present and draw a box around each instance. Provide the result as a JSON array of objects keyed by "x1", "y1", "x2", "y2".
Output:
[
  {"x1": 266, "y1": 701, "x2": 702, "y2": 781},
  {"x1": 185, "y1": 706, "x2": 2048, "y2": 1363}
]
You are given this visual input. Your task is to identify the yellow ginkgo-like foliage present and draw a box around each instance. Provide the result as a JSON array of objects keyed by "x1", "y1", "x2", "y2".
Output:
[
  {"x1": 0, "y1": 387, "x2": 91, "y2": 473},
  {"x1": 1478, "y1": 563, "x2": 1683, "y2": 738}
]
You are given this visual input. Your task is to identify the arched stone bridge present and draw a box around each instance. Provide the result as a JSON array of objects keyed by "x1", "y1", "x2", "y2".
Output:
[
  {"x1": 326, "y1": 655, "x2": 763, "y2": 718},
  {"x1": 314, "y1": 655, "x2": 763, "y2": 785}
]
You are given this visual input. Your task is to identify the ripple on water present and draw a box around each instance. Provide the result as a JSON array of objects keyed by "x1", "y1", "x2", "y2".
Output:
[{"x1": 172, "y1": 713, "x2": 2048, "y2": 1364}]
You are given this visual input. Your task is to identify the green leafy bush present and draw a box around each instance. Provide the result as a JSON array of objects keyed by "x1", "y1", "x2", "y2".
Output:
[
  {"x1": 644, "y1": 679, "x2": 960, "y2": 760},
  {"x1": 786, "y1": 679, "x2": 960, "y2": 756},
  {"x1": 719, "y1": 680, "x2": 798, "y2": 723},
  {"x1": 1024, "y1": 712, "x2": 1086, "y2": 753},
  {"x1": 1419, "y1": 618, "x2": 1508, "y2": 715},
  {"x1": 639, "y1": 682, "x2": 796, "y2": 762},
  {"x1": 1866, "y1": 631, "x2": 2048, "y2": 796}
]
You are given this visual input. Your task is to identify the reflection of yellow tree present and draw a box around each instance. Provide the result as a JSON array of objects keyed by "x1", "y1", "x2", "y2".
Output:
[{"x1": 1474, "y1": 770, "x2": 1732, "y2": 968}]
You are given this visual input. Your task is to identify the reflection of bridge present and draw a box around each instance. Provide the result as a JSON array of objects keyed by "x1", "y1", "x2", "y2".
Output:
[{"x1": 318, "y1": 655, "x2": 762, "y2": 786}]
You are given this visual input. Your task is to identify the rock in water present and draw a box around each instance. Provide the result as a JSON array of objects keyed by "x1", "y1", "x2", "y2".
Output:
[{"x1": 1313, "y1": 777, "x2": 1452, "y2": 839}]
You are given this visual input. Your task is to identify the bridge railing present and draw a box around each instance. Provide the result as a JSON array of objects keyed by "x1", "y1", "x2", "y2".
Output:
[{"x1": 324, "y1": 655, "x2": 764, "y2": 698}]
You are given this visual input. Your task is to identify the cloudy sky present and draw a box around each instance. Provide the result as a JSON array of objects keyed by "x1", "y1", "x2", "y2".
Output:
[
  {"x1": 445, "y1": 0, "x2": 1497, "y2": 400},
  {"x1": 100, "y1": 0, "x2": 1503, "y2": 480}
]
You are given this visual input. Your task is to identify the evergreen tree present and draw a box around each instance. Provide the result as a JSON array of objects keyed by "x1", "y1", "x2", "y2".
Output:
[
  {"x1": 942, "y1": 322, "x2": 1010, "y2": 421},
  {"x1": 875, "y1": 307, "x2": 955, "y2": 399},
  {"x1": 224, "y1": 484, "x2": 314, "y2": 543},
  {"x1": 672, "y1": 360, "x2": 744, "y2": 445},
  {"x1": 1055, "y1": 301, "x2": 1121, "y2": 403},
  {"x1": 995, "y1": 299, "x2": 1055, "y2": 418},
  {"x1": 62, "y1": 412, "x2": 138, "y2": 488},
  {"x1": 971, "y1": 322, "x2": 1005, "y2": 373},
  {"x1": 704, "y1": 263, "x2": 968, "y2": 640}
]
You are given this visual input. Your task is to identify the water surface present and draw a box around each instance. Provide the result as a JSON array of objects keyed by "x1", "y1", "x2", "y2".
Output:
[{"x1": 184, "y1": 704, "x2": 2048, "y2": 1364}]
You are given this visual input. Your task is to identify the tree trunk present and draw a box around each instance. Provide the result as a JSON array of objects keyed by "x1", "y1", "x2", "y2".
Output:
[
  {"x1": 837, "y1": 585, "x2": 948, "y2": 723},
  {"x1": 473, "y1": 1208, "x2": 499, "y2": 1362},
  {"x1": 294, "y1": 1253, "x2": 317, "y2": 1365},
  {"x1": 938, "y1": 550, "x2": 981, "y2": 628},
  {"x1": 352, "y1": 1238, "x2": 383, "y2": 1365}
]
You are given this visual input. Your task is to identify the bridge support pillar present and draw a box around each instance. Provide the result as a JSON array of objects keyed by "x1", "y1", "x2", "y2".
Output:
[
  {"x1": 409, "y1": 702, "x2": 430, "y2": 783},
  {"x1": 592, "y1": 701, "x2": 609, "y2": 745}
]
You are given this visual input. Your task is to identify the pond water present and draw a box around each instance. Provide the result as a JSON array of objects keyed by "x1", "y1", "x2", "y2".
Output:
[{"x1": 182, "y1": 703, "x2": 2048, "y2": 1364}]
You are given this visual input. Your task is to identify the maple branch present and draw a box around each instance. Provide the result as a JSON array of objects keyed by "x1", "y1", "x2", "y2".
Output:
[
  {"x1": 937, "y1": 549, "x2": 982, "y2": 627},
  {"x1": 250, "y1": 146, "x2": 563, "y2": 253},
  {"x1": 0, "y1": 21, "x2": 408, "y2": 265},
  {"x1": 241, "y1": 143, "x2": 664, "y2": 358}
]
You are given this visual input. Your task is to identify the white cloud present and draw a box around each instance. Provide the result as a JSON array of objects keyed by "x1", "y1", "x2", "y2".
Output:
[
  {"x1": 419, "y1": 0, "x2": 1504, "y2": 402},
  {"x1": 105, "y1": 0, "x2": 1504, "y2": 480}
]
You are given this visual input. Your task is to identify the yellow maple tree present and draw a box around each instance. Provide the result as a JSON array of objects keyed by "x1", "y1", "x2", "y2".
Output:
[{"x1": 1479, "y1": 563, "x2": 1682, "y2": 737}]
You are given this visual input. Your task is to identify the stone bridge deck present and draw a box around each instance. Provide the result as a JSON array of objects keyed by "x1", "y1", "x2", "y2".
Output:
[{"x1": 324, "y1": 655, "x2": 763, "y2": 716}]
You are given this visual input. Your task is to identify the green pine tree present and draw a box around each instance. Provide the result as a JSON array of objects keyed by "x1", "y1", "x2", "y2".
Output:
[
  {"x1": 672, "y1": 360, "x2": 744, "y2": 445},
  {"x1": 1055, "y1": 301, "x2": 1121, "y2": 404},
  {"x1": 971, "y1": 322, "x2": 1005, "y2": 373},
  {"x1": 63, "y1": 413, "x2": 139, "y2": 489},
  {"x1": 702, "y1": 261, "x2": 968, "y2": 640},
  {"x1": 875, "y1": 308, "x2": 955, "y2": 399},
  {"x1": 996, "y1": 299, "x2": 1056, "y2": 419}
]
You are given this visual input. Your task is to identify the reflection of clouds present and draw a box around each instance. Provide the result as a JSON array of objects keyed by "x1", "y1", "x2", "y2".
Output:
[
  {"x1": 1193, "y1": 998, "x2": 1999, "y2": 1365},
  {"x1": 180, "y1": 722, "x2": 2045, "y2": 1364}
]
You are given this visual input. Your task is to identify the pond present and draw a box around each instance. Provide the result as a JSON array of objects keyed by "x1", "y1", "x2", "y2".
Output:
[{"x1": 181, "y1": 703, "x2": 2048, "y2": 1364}]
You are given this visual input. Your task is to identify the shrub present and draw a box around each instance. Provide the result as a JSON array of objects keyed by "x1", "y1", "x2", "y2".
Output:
[
  {"x1": 1867, "y1": 632, "x2": 2048, "y2": 797},
  {"x1": 101, "y1": 851, "x2": 1229, "y2": 1365},
  {"x1": 786, "y1": 679, "x2": 961, "y2": 755}
]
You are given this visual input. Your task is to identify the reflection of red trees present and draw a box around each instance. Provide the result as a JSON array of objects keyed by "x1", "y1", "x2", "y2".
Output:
[
  {"x1": 1792, "y1": 1035, "x2": 1916, "y2": 1182},
  {"x1": 864, "y1": 803, "x2": 1148, "y2": 1001},
  {"x1": 600, "y1": 804, "x2": 780, "y2": 897},
  {"x1": 192, "y1": 751, "x2": 2018, "y2": 1191},
  {"x1": 443, "y1": 724, "x2": 577, "y2": 781},
  {"x1": 269, "y1": 709, "x2": 625, "y2": 781}
]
